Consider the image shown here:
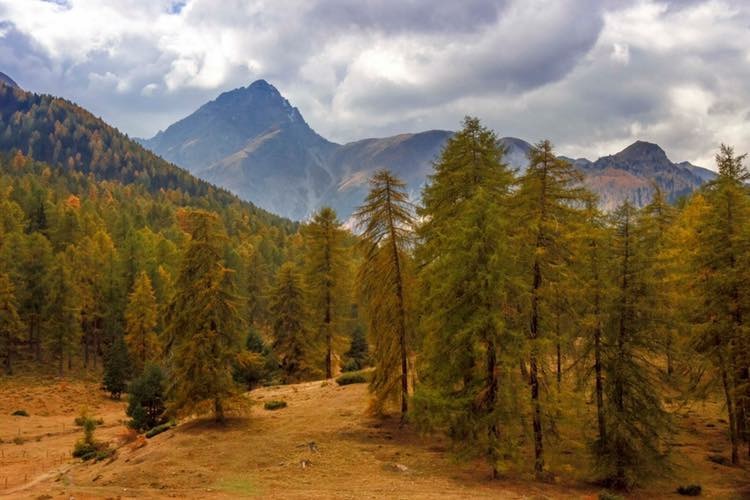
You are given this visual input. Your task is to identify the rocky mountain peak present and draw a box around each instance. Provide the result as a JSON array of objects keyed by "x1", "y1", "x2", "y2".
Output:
[{"x1": 0, "y1": 71, "x2": 19, "y2": 89}]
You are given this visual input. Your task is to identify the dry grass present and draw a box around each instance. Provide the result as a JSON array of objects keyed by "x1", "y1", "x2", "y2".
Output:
[{"x1": 0, "y1": 373, "x2": 748, "y2": 499}]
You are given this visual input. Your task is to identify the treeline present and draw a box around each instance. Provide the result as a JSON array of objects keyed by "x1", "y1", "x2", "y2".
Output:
[{"x1": 353, "y1": 118, "x2": 750, "y2": 489}]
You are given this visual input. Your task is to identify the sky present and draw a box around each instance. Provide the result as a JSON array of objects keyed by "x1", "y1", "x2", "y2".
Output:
[{"x1": 1, "y1": 0, "x2": 749, "y2": 168}]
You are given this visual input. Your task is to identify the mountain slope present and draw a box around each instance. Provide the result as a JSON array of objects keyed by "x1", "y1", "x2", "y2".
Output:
[
  {"x1": 0, "y1": 81, "x2": 294, "y2": 230},
  {"x1": 0, "y1": 71, "x2": 19, "y2": 89},
  {"x1": 141, "y1": 80, "x2": 715, "y2": 219}
]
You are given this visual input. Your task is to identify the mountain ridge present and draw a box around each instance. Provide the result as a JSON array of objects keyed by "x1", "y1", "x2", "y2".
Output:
[{"x1": 140, "y1": 80, "x2": 715, "y2": 219}]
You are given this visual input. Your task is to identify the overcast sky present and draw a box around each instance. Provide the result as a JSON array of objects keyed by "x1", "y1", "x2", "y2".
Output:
[{"x1": 1, "y1": 0, "x2": 748, "y2": 168}]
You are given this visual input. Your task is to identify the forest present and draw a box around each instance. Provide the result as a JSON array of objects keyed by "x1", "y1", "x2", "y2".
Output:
[{"x1": 1, "y1": 79, "x2": 749, "y2": 493}]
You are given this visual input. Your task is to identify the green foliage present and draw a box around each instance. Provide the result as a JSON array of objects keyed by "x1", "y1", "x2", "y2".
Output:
[
  {"x1": 126, "y1": 363, "x2": 166, "y2": 431},
  {"x1": 302, "y1": 206, "x2": 350, "y2": 378},
  {"x1": 343, "y1": 325, "x2": 368, "y2": 371},
  {"x1": 124, "y1": 271, "x2": 159, "y2": 373},
  {"x1": 354, "y1": 169, "x2": 415, "y2": 417},
  {"x1": 335, "y1": 371, "x2": 369, "y2": 386},
  {"x1": 72, "y1": 411, "x2": 109, "y2": 461},
  {"x1": 263, "y1": 400, "x2": 287, "y2": 410},
  {"x1": 103, "y1": 335, "x2": 130, "y2": 399},
  {"x1": 0, "y1": 272, "x2": 24, "y2": 375},
  {"x1": 165, "y1": 210, "x2": 245, "y2": 423},
  {"x1": 271, "y1": 262, "x2": 315, "y2": 382},
  {"x1": 416, "y1": 117, "x2": 518, "y2": 477}
]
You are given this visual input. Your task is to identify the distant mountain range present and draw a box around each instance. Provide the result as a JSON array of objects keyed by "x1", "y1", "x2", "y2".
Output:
[{"x1": 132, "y1": 79, "x2": 712, "y2": 219}]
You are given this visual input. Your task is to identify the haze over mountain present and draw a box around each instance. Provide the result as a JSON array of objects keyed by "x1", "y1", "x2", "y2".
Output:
[{"x1": 141, "y1": 80, "x2": 716, "y2": 220}]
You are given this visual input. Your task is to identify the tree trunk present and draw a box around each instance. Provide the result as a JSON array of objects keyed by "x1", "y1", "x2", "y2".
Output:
[
  {"x1": 530, "y1": 259, "x2": 544, "y2": 477},
  {"x1": 720, "y1": 361, "x2": 739, "y2": 465},
  {"x1": 486, "y1": 339, "x2": 500, "y2": 479},
  {"x1": 325, "y1": 289, "x2": 332, "y2": 379},
  {"x1": 214, "y1": 398, "x2": 225, "y2": 424}
]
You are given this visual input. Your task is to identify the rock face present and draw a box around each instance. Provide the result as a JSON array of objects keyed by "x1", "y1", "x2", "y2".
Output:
[
  {"x1": 0, "y1": 72, "x2": 19, "y2": 89},
  {"x1": 141, "y1": 80, "x2": 715, "y2": 220},
  {"x1": 579, "y1": 141, "x2": 713, "y2": 210}
]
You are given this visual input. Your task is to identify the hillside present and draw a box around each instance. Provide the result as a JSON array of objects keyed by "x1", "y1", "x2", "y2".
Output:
[
  {"x1": 140, "y1": 80, "x2": 715, "y2": 220},
  {"x1": 0, "y1": 82, "x2": 292, "y2": 229},
  {"x1": 2, "y1": 374, "x2": 748, "y2": 499}
]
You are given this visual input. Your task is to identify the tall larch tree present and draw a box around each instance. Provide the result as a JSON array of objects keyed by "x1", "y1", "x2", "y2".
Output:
[
  {"x1": 354, "y1": 170, "x2": 415, "y2": 419},
  {"x1": 125, "y1": 271, "x2": 159, "y2": 374},
  {"x1": 165, "y1": 210, "x2": 244, "y2": 423},
  {"x1": 0, "y1": 272, "x2": 25, "y2": 374},
  {"x1": 270, "y1": 262, "x2": 313, "y2": 382},
  {"x1": 514, "y1": 140, "x2": 588, "y2": 477},
  {"x1": 599, "y1": 201, "x2": 671, "y2": 489},
  {"x1": 45, "y1": 259, "x2": 82, "y2": 376},
  {"x1": 692, "y1": 144, "x2": 750, "y2": 463},
  {"x1": 303, "y1": 207, "x2": 349, "y2": 379},
  {"x1": 415, "y1": 117, "x2": 517, "y2": 479}
]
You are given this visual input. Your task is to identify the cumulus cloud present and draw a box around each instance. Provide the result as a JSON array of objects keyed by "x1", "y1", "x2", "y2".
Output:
[{"x1": 0, "y1": 0, "x2": 748, "y2": 168}]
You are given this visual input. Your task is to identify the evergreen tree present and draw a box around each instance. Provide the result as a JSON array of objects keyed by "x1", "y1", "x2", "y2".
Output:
[
  {"x1": 415, "y1": 117, "x2": 517, "y2": 478},
  {"x1": 692, "y1": 144, "x2": 750, "y2": 464},
  {"x1": 344, "y1": 325, "x2": 369, "y2": 372},
  {"x1": 354, "y1": 170, "x2": 415, "y2": 418},
  {"x1": 0, "y1": 272, "x2": 24, "y2": 374},
  {"x1": 514, "y1": 140, "x2": 589, "y2": 477},
  {"x1": 165, "y1": 210, "x2": 244, "y2": 423},
  {"x1": 597, "y1": 201, "x2": 671, "y2": 488},
  {"x1": 127, "y1": 363, "x2": 167, "y2": 431},
  {"x1": 103, "y1": 335, "x2": 130, "y2": 399},
  {"x1": 125, "y1": 271, "x2": 159, "y2": 373},
  {"x1": 270, "y1": 262, "x2": 313, "y2": 382},
  {"x1": 45, "y1": 259, "x2": 81, "y2": 376},
  {"x1": 302, "y1": 207, "x2": 349, "y2": 378}
]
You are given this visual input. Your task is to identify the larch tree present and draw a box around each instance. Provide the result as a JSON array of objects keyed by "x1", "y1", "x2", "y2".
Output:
[
  {"x1": 303, "y1": 206, "x2": 349, "y2": 379},
  {"x1": 165, "y1": 209, "x2": 244, "y2": 423},
  {"x1": 692, "y1": 144, "x2": 750, "y2": 464},
  {"x1": 514, "y1": 140, "x2": 588, "y2": 477},
  {"x1": 45, "y1": 258, "x2": 82, "y2": 376},
  {"x1": 354, "y1": 170, "x2": 415, "y2": 419},
  {"x1": 125, "y1": 271, "x2": 159, "y2": 374},
  {"x1": 270, "y1": 262, "x2": 313, "y2": 382},
  {"x1": 415, "y1": 117, "x2": 517, "y2": 479},
  {"x1": 0, "y1": 272, "x2": 25, "y2": 375},
  {"x1": 598, "y1": 201, "x2": 671, "y2": 489}
]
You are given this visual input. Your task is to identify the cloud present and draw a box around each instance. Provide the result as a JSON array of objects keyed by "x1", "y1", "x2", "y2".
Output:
[{"x1": 0, "y1": 0, "x2": 748, "y2": 168}]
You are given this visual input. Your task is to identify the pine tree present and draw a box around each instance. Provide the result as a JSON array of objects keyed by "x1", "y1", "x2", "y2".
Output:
[
  {"x1": 270, "y1": 262, "x2": 313, "y2": 382},
  {"x1": 597, "y1": 201, "x2": 671, "y2": 488},
  {"x1": 354, "y1": 170, "x2": 415, "y2": 418},
  {"x1": 127, "y1": 363, "x2": 167, "y2": 431},
  {"x1": 45, "y1": 259, "x2": 81, "y2": 376},
  {"x1": 692, "y1": 144, "x2": 750, "y2": 464},
  {"x1": 103, "y1": 335, "x2": 130, "y2": 399},
  {"x1": 0, "y1": 272, "x2": 24, "y2": 375},
  {"x1": 165, "y1": 210, "x2": 244, "y2": 423},
  {"x1": 514, "y1": 140, "x2": 589, "y2": 477},
  {"x1": 303, "y1": 207, "x2": 349, "y2": 378},
  {"x1": 415, "y1": 117, "x2": 517, "y2": 478},
  {"x1": 125, "y1": 271, "x2": 159, "y2": 373}
]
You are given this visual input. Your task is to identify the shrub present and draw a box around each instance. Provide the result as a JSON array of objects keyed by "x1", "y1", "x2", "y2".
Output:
[
  {"x1": 676, "y1": 484, "x2": 702, "y2": 496},
  {"x1": 74, "y1": 415, "x2": 103, "y2": 426},
  {"x1": 263, "y1": 400, "x2": 287, "y2": 410},
  {"x1": 11, "y1": 409, "x2": 29, "y2": 417},
  {"x1": 144, "y1": 420, "x2": 176, "y2": 438},
  {"x1": 126, "y1": 363, "x2": 166, "y2": 431},
  {"x1": 72, "y1": 411, "x2": 110, "y2": 461},
  {"x1": 336, "y1": 371, "x2": 369, "y2": 386},
  {"x1": 12, "y1": 436, "x2": 25, "y2": 445}
]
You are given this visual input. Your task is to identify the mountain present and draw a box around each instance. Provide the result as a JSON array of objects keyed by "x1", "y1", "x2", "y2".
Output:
[
  {"x1": 579, "y1": 141, "x2": 715, "y2": 210},
  {"x1": 141, "y1": 80, "x2": 715, "y2": 219},
  {"x1": 0, "y1": 71, "x2": 19, "y2": 89},
  {"x1": 0, "y1": 80, "x2": 294, "y2": 230}
]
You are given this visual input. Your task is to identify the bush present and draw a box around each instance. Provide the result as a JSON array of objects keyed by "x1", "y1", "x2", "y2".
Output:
[
  {"x1": 11, "y1": 409, "x2": 29, "y2": 417},
  {"x1": 145, "y1": 420, "x2": 176, "y2": 438},
  {"x1": 676, "y1": 484, "x2": 702, "y2": 496},
  {"x1": 74, "y1": 415, "x2": 103, "y2": 426},
  {"x1": 127, "y1": 363, "x2": 166, "y2": 431},
  {"x1": 72, "y1": 410, "x2": 111, "y2": 461},
  {"x1": 12, "y1": 436, "x2": 25, "y2": 445},
  {"x1": 263, "y1": 400, "x2": 287, "y2": 410},
  {"x1": 336, "y1": 371, "x2": 369, "y2": 386}
]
